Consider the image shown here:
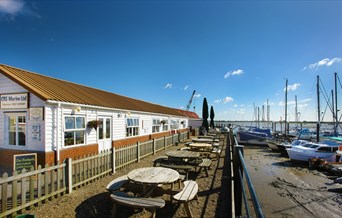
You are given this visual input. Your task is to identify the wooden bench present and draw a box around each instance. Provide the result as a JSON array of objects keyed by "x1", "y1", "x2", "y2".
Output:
[
  {"x1": 159, "y1": 163, "x2": 194, "y2": 180},
  {"x1": 211, "y1": 148, "x2": 221, "y2": 159},
  {"x1": 153, "y1": 156, "x2": 168, "y2": 167},
  {"x1": 110, "y1": 192, "x2": 165, "y2": 218},
  {"x1": 106, "y1": 175, "x2": 129, "y2": 193},
  {"x1": 173, "y1": 180, "x2": 199, "y2": 218},
  {"x1": 198, "y1": 158, "x2": 211, "y2": 177}
]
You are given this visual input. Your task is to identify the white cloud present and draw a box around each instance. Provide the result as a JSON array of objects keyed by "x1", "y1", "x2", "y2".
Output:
[
  {"x1": 300, "y1": 98, "x2": 312, "y2": 103},
  {"x1": 194, "y1": 93, "x2": 201, "y2": 98},
  {"x1": 233, "y1": 104, "x2": 238, "y2": 107},
  {"x1": 279, "y1": 98, "x2": 311, "y2": 107},
  {"x1": 214, "y1": 96, "x2": 234, "y2": 104},
  {"x1": 184, "y1": 85, "x2": 189, "y2": 91},
  {"x1": 224, "y1": 69, "x2": 244, "y2": 79},
  {"x1": 0, "y1": 0, "x2": 24, "y2": 15},
  {"x1": 164, "y1": 83, "x2": 172, "y2": 89},
  {"x1": 303, "y1": 57, "x2": 342, "y2": 70},
  {"x1": 222, "y1": 96, "x2": 234, "y2": 104},
  {"x1": 284, "y1": 83, "x2": 300, "y2": 91}
]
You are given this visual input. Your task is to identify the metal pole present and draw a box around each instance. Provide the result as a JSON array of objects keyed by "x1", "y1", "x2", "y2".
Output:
[
  {"x1": 335, "y1": 72, "x2": 338, "y2": 136},
  {"x1": 317, "y1": 75, "x2": 320, "y2": 142},
  {"x1": 233, "y1": 145, "x2": 244, "y2": 216},
  {"x1": 285, "y1": 78, "x2": 288, "y2": 134}
]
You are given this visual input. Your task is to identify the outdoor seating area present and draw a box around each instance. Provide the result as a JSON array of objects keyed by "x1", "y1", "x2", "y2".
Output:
[{"x1": 105, "y1": 132, "x2": 224, "y2": 218}]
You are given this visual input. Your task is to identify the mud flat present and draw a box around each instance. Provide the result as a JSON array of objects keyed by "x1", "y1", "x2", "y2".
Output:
[{"x1": 244, "y1": 145, "x2": 342, "y2": 217}]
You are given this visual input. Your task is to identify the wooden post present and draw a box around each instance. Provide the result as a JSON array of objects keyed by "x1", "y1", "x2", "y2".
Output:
[
  {"x1": 233, "y1": 145, "x2": 244, "y2": 217},
  {"x1": 66, "y1": 158, "x2": 73, "y2": 194},
  {"x1": 137, "y1": 141, "x2": 140, "y2": 162},
  {"x1": 153, "y1": 138, "x2": 156, "y2": 155},
  {"x1": 164, "y1": 136, "x2": 167, "y2": 150},
  {"x1": 111, "y1": 146, "x2": 116, "y2": 174}
]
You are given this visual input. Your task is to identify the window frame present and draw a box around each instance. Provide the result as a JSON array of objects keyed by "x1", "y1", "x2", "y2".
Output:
[
  {"x1": 6, "y1": 112, "x2": 27, "y2": 147},
  {"x1": 63, "y1": 115, "x2": 86, "y2": 147},
  {"x1": 126, "y1": 117, "x2": 139, "y2": 137},
  {"x1": 152, "y1": 118, "x2": 161, "y2": 133}
]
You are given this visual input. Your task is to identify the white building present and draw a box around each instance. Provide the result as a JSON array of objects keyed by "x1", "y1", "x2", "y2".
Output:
[{"x1": 0, "y1": 64, "x2": 199, "y2": 172}]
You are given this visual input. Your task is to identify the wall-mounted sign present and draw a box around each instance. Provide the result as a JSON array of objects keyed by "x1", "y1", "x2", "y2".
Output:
[
  {"x1": 30, "y1": 107, "x2": 44, "y2": 121},
  {"x1": 1, "y1": 93, "x2": 28, "y2": 109},
  {"x1": 13, "y1": 153, "x2": 37, "y2": 173}
]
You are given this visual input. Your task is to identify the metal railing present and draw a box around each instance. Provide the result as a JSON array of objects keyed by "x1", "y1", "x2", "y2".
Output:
[{"x1": 228, "y1": 131, "x2": 264, "y2": 218}]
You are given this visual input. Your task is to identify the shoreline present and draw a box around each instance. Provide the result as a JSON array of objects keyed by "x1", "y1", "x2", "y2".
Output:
[{"x1": 244, "y1": 145, "x2": 342, "y2": 217}]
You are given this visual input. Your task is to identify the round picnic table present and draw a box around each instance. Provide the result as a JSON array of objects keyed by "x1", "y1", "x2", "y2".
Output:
[{"x1": 128, "y1": 167, "x2": 179, "y2": 185}]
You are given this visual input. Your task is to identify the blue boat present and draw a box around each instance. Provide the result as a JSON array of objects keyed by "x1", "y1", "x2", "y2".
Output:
[{"x1": 237, "y1": 126, "x2": 272, "y2": 145}]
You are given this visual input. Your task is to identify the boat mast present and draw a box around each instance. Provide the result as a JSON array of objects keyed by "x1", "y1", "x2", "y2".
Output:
[
  {"x1": 295, "y1": 95, "x2": 298, "y2": 127},
  {"x1": 334, "y1": 72, "x2": 338, "y2": 136},
  {"x1": 317, "y1": 75, "x2": 320, "y2": 142},
  {"x1": 285, "y1": 78, "x2": 288, "y2": 134}
]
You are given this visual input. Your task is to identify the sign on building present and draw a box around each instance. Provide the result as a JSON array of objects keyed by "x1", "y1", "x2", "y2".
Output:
[{"x1": 1, "y1": 93, "x2": 28, "y2": 109}]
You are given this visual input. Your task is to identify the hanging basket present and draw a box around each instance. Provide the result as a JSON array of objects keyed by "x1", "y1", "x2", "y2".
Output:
[
  {"x1": 160, "y1": 120, "x2": 167, "y2": 125},
  {"x1": 87, "y1": 120, "x2": 101, "y2": 130}
]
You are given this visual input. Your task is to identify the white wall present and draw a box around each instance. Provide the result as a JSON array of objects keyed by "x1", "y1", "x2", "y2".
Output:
[{"x1": 0, "y1": 74, "x2": 45, "y2": 151}]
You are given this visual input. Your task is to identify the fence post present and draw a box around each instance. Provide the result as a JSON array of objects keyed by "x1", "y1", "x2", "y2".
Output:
[
  {"x1": 66, "y1": 158, "x2": 73, "y2": 194},
  {"x1": 164, "y1": 136, "x2": 167, "y2": 150},
  {"x1": 153, "y1": 138, "x2": 156, "y2": 155},
  {"x1": 137, "y1": 141, "x2": 140, "y2": 162},
  {"x1": 233, "y1": 145, "x2": 244, "y2": 217},
  {"x1": 111, "y1": 146, "x2": 116, "y2": 174}
]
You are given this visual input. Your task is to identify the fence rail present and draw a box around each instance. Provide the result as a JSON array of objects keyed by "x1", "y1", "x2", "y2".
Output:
[
  {"x1": 0, "y1": 131, "x2": 188, "y2": 217},
  {"x1": 228, "y1": 131, "x2": 264, "y2": 218}
]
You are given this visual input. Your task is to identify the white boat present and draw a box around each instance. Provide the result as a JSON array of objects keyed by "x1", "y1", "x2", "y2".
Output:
[{"x1": 286, "y1": 140, "x2": 340, "y2": 162}]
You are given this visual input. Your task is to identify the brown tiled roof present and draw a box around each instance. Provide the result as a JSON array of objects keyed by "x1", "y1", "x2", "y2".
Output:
[
  {"x1": 0, "y1": 64, "x2": 199, "y2": 118},
  {"x1": 176, "y1": 109, "x2": 200, "y2": 119}
]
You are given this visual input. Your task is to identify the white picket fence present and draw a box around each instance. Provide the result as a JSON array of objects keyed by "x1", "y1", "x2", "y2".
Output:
[{"x1": 0, "y1": 131, "x2": 189, "y2": 217}]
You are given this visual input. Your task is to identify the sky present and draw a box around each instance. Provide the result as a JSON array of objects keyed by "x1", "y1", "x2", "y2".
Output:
[{"x1": 0, "y1": 0, "x2": 342, "y2": 122}]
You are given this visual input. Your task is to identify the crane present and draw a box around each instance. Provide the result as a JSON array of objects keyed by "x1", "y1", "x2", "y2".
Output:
[{"x1": 186, "y1": 90, "x2": 196, "y2": 111}]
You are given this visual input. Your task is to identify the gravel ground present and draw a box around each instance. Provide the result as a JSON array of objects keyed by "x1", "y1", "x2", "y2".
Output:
[
  {"x1": 20, "y1": 138, "x2": 342, "y2": 218},
  {"x1": 26, "y1": 137, "x2": 227, "y2": 218}
]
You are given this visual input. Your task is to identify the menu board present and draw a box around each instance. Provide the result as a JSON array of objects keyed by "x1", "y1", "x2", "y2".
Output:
[{"x1": 13, "y1": 153, "x2": 37, "y2": 173}]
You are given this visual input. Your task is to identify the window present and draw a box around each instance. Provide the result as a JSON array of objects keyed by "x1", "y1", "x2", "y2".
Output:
[
  {"x1": 126, "y1": 118, "x2": 139, "y2": 137},
  {"x1": 152, "y1": 119, "x2": 161, "y2": 133},
  {"x1": 7, "y1": 113, "x2": 26, "y2": 146},
  {"x1": 170, "y1": 119, "x2": 179, "y2": 130},
  {"x1": 162, "y1": 119, "x2": 169, "y2": 131},
  {"x1": 98, "y1": 117, "x2": 111, "y2": 140},
  {"x1": 64, "y1": 116, "x2": 85, "y2": 146}
]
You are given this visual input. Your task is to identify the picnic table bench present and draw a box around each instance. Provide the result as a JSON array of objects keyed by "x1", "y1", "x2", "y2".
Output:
[
  {"x1": 106, "y1": 175, "x2": 129, "y2": 193},
  {"x1": 173, "y1": 180, "x2": 199, "y2": 218},
  {"x1": 110, "y1": 192, "x2": 165, "y2": 218},
  {"x1": 198, "y1": 158, "x2": 212, "y2": 177}
]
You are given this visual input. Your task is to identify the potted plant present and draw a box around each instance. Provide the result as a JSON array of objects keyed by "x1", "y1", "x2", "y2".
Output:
[{"x1": 87, "y1": 120, "x2": 101, "y2": 130}]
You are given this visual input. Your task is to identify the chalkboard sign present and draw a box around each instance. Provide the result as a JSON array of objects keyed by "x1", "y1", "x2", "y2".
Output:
[{"x1": 13, "y1": 153, "x2": 37, "y2": 173}]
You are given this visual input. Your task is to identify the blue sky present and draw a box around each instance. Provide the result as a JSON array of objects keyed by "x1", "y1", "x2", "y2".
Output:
[{"x1": 1, "y1": 0, "x2": 341, "y2": 122}]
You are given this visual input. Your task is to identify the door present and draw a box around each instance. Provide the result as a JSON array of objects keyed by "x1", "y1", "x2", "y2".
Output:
[{"x1": 98, "y1": 117, "x2": 112, "y2": 152}]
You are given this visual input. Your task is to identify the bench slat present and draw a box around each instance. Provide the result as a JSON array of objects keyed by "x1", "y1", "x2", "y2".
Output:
[
  {"x1": 106, "y1": 175, "x2": 128, "y2": 192},
  {"x1": 110, "y1": 192, "x2": 165, "y2": 208},
  {"x1": 173, "y1": 180, "x2": 198, "y2": 202}
]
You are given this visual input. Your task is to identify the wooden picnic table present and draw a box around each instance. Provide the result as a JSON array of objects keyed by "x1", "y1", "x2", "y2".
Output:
[
  {"x1": 128, "y1": 167, "x2": 179, "y2": 195},
  {"x1": 198, "y1": 135, "x2": 214, "y2": 139},
  {"x1": 128, "y1": 167, "x2": 179, "y2": 185},
  {"x1": 165, "y1": 150, "x2": 200, "y2": 159},
  {"x1": 192, "y1": 138, "x2": 213, "y2": 143},
  {"x1": 188, "y1": 143, "x2": 212, "y2": 150}
]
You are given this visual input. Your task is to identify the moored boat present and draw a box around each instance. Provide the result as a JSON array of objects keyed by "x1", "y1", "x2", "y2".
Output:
[{"x1": 286, "y1": 140, "x2": 340, "y2": 162}]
